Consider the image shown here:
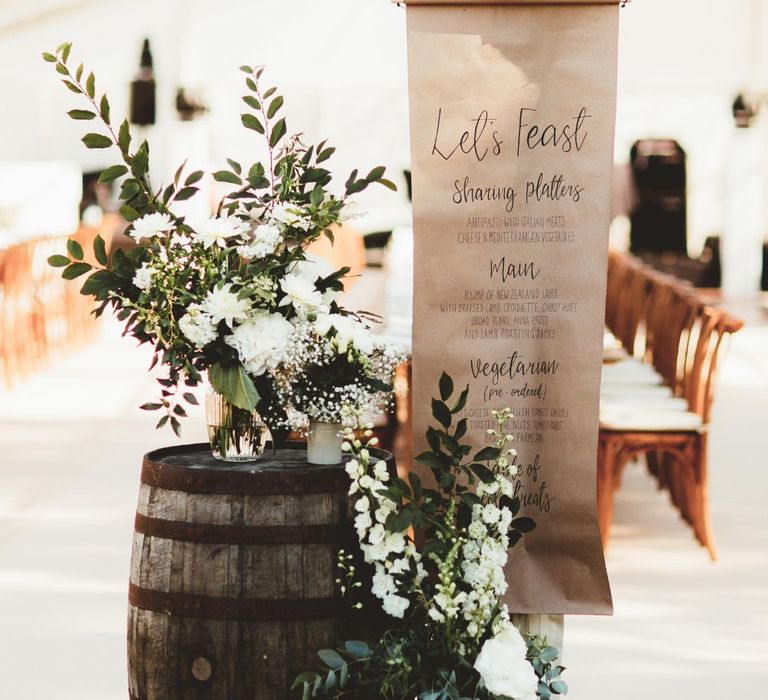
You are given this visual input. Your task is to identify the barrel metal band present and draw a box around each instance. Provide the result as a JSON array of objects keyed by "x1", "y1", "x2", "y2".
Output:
[
  {"x1": 128, "y1": 582, "x2": 350, "y2": 621},
  {"x1": 134, "y1": 512, "x2": 355, "y2": 545}
]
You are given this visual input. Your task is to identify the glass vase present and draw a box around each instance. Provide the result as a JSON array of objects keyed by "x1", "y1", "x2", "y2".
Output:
[
  {"x1": 205, "y1": 389, "x2": 269, "y2": 462},
  {"x1": 307, "y1": 421, "x2": 343, "y2": 465}
]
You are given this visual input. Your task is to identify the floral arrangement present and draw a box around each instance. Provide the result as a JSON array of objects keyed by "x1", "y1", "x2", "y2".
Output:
[
  {"x1": 296, "y1": 375, "x2": 567, "y2": 700},
  {"x1": 43, "y1": 42, "x2": 399, "y2": 436}
]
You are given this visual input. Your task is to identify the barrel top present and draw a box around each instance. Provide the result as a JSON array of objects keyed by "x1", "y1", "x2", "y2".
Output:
[{"x1": 141, "y1": 442, "x2": 393, "y2": 495}]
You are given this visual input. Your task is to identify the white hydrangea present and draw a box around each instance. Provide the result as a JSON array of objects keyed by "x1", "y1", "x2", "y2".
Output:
[
  {"x1": 224, "y1": 310, "x2": 294, "y2": 376},
  {"x1": 192, "y1": 215, "x2": 250, "y2": 249},
  {"x1": 132, "y1": 262, "x2": 156, "y2": 291},
  {"x1": 178, "y1": 303, "x2": 218, "y2": 348},
  {"x1": 474, "y1": 623, "x2": 538, "y2": 700},
  {"x1": 129, "y1": 212, "x2": 174, "y2": 242},
  {"x1": 382, "y1": 593, "x2": 410, "y2": 619},
  {"x1": 237, "y1": 222, "x2": 282, "y2": 260},
  {"x1": 202, "y1": 283, "x2": 251, "y2": 328}
]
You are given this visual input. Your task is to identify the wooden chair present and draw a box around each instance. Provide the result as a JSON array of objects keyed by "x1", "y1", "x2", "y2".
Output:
[{"x1": 598, "y1": 302, "x2": 742, "y2": 559}]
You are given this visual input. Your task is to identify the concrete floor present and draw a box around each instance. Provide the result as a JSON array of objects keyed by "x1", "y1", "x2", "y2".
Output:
[{"x1": 0, "y1": 315, "x2": 766, "y2": 699}]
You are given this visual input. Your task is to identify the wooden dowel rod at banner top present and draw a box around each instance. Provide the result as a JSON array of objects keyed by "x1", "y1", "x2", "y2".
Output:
[{"x1": 394, "y1": 1, "x2": 626, "y2": 6}]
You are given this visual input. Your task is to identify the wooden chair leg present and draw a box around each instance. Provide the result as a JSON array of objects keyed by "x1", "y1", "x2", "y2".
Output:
[
  {"x1": 597, "y1": 436, "x2": 616, "y2": 548},
  {"x1": 689, "y1": 434, "x2": 717, "y2": 560}
]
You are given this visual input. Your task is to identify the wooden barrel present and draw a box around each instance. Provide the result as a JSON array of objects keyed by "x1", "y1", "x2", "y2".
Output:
[{"x1": 127, "y1": 442, "x2": 394, "y2": 700}]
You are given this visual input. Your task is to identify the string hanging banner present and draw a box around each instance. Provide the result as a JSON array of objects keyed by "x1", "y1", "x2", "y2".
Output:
[{"x1": 404, "y1": 0, "x2": 619, "y2": 614}]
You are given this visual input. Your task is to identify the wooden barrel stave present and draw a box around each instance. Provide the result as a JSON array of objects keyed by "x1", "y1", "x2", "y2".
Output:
[{"x1": 128, "y1": 444, "x2": 390, "y2": 700}]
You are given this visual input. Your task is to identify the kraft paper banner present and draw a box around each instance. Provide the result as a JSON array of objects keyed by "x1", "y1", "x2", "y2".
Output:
[{"x1": 406, "y1": 1, "x2": 617, "y2": 614}]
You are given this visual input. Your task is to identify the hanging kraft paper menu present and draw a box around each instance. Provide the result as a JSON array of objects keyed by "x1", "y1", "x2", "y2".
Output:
[{"x1": 404, "y1": 0, "x2": 619, "y2": 614}]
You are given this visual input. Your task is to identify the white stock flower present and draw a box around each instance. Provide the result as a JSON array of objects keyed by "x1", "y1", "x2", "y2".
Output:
[
  {"x1": 371, "y1": 570, "x2": 397, "y2": 598},
  {"x1": 338, "y1": 200, "x2": 367, "y2": 222},
  {"x1": 237, "y1": 222, "x2": 282, "y2": 260},
  {"x1": 193, "y1": 215, "x2": 250, "y2": 249},
  {"x1": 203, "y1": 283, "x2": 251, "y2": 327},
  {"x1": 270, "y1": 203, "x2": 311, "y2": 231},
  {"x1": 474, "y1": 624, "x2": 537, "y2": 700},
  {"x1": 382, "y1": 593, "x2": 410, "y2": 619},
  {"x1": 224, "y1": 310, "x2": 294, "y2": 375},
  {"x1": 129, "y1": 212, "x2": 174, "y2": 242},
  {"x1": 291, "y1": 254, "x2": 335, "y2": 283},
  {"x1": 132, "y1": 262, "x2": 156, "y2": 291},
  {"x1": 178, "y1": 303, "x2": 218, "y2": 348}
]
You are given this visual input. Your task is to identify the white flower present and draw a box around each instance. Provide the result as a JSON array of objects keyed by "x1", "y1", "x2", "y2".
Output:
[
  {"x1": 178, "y1": 303, "x2": 218, "y2": 348},
  {"x1": 482, "y1": 504, "x2": 501, "y2": 525},
  {"x1": 338, "y1": 200, "x2": 367, "y2": 222},
  {"x1": 372, "y1": 570, "x2": 397, "y2": 598},
  {"x1": 314, "y1": 313, "x2": 376, "y2": 355},
  {"x1": 354, "y1": 511, "x2": 372, "y2": 532},
  {"x1": 203, "y1": 283, "x2": 251, "y2": 328},
  {"x1": 129, "y1": 212, "x2": 174, "y2": 242},
  {"x1": 474, "y1": 624, "x2": 537, "y2": 700},
  {"x1": 224, "y1": 310, "x2": 294, "y2": 375},
  {"x1": 132, "y1": 262, "x2": 156, "y2": 291},
  {"x1": 290, "y1": 254, "x2": 335, "y2": 284},
  {"x1": 270, "y1": 203, "x2": 311, "y2": 231},
  {"x1": 279, "y1": 274, "x2": 324, "y2": 314},
  {"x1": 382, "y1": 593, "x2": 410, "y2": 619},
  {"x1": 193, "y1": 215, "x2": 250, "y2": 249},
  {"x1": 468, "y1": 520, "x2": 487, "y2": 540},
  {"x1": 237, "y1": 222, "x2": 282, "y2": 260}
]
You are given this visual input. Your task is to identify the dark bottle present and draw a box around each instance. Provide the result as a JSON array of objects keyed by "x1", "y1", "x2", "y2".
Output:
[{"x1": 130, "y1": 38, "x2": 155, "y2": 126}]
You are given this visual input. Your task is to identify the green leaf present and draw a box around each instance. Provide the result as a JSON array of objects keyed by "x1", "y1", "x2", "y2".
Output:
[
  {"x1": 241, "y1": 113, "x2": 265, "y2": 134},
  {"x1": 208, "y1": 363, "x2": 259, "y2": 411},
  {"x1": 60, "y1": 42, "x2": 71, "y2": 63},
  {"x1": 263, "y1": 86, "x2": 276, "y2": 99},
  {"x1": 132, "y1": 142, "x2": 149, "y2": 177},
  {"x1": 93, "y1": 235, "x2": 108, "y2": 265},
  {"x1": 67, "y1": 109, "x2": 95, "y2": 120},
  {"x1": 66, "y1": 238, "x2": 84, "y2": 260},
  {"x1": 245, "y1": 77, "x2": 258, "y2": 92},
  {"x1": 80, "y1": 269, "x2": 116, "y2": 295},
  {"x1": 82, "y1": 133, "x2": 112, "y2": 149},
  {"x1": 269, "y1": 117, "x2": 286, "y2": 147},
  {"x1": 242, "y1": 95, "x2": 261, "y2": 110},
  {"x1": 550, "y1": 680, "x2": 568, "y2": 695},
  {"x1": 99, "y1": 164, "x2": 128, "y2": 184},
  {"x1": 454, "y1": 417, "x2": 467, "y2": 440},
  {"x1": 156, "y1": 415, "x2": 169, "y2": 429},
  {"x1": 118, "y1": 119, "x2": 131, "y2": 152},
  {"x1": 171, "y1": 416, "x2": 182, "y2": 437},
  {"x1": 48, "y1": 255, "x2": 70, "y2": 268},
  {"x1": 431, "y1": 398, "x2": 451, "y2": 429},
  {"x1": 343, "y1": 640, "x2": 371, "y2": 659},
  {"x1": 291, "y1": 672, "x2": 320, "y2": 690},
  {"x1": 99, "y1": 94, "x2": 110, "y2": 124},
  {"x1": 378, "y1": 177, "x2": 398, "y2": 191},
  {"x1": 474, "y1": 446, "x2": 501, "y2": 462},
  {"x1": 174, "y1": 186, "x2": 199, "y2": 201},
  {"x1": 317, "y1": 649, "x2": 345, "y2": 670},
  {"x1": 140, "y1": 403, "x2": 163, "y2": 411},
  {"x1": 42, "y1": 52, "x2": 57, "y2": 63},
  {"x1": 119, "y1": 204, "x2": 140, "y2": 221},
  {"x1": 213, "y1": 170, "x2": 242, "y2": 185},
  {"x1": 316, "y1": 146, "x2": 336, "y2": 163},
  {"x1": 85, "y1": 71, "x2": 95, "y2": 98},
  {"x1": 62, "y1": 80, "x2": 81, "y2": 94},
  {"x1": 183, "y1": 392, "x2": 199, "y2": 406},
  {"x1": 451, "y1": 385, "x2": 469, "y2": 413},
  {"x1": 511, "y1": 517, "x2": 537, "y2": 533},
  {"x1": 438, "y1": 371, "x2": 453, "y2": 401},
  {"x1": 267, "y1": 95, "x2": 284, "y2": 118},
  {"x1": 75, "y1": 63, "x2": 83, "y2": 81},
  {"x1": 226, "y1": 158, "x2": 242, "y2": 175},
  {"x1": 385, "y1": 508, "x2": 412, "y2": 534},
  {"x1": 470, "y1": 462, "x2": 495, "y2": 484},
  {"x1": 415, "y1": 451, "x2": 441, "y2": 471},
  {"x1": 185, "y1": 170, "x2": 204, "y2": 186},
  {"x1": 62, "y1": 262, "x2": 92, "y2": 280},
  {"x1": 366, "y1": 165, "x2": 386, "y2": 181}
]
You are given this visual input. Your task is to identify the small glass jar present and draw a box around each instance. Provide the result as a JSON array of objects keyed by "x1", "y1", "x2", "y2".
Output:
[
  {"x1": 205, "y1": 389, "x2": 269, "y2": 462},
  {"x1": 307, "y1": 420, "x2": 343, "y2": 465}
]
